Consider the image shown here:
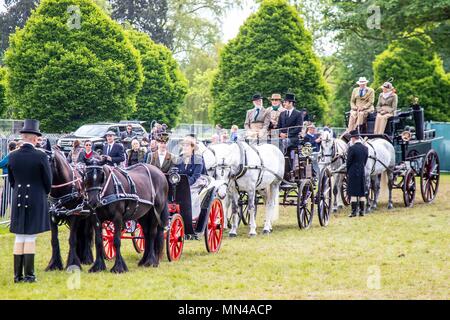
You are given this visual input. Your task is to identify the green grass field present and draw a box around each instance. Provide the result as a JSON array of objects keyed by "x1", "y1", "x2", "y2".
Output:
[{"x1": 0, "y1": 175, "x2": 449, "y2": 300}]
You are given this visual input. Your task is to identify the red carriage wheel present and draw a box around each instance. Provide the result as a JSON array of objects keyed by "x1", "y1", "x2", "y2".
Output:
[
  {"x1": 166, "y1": 214, "x2": 184, "y2": 262},
  {"x1": 102, "y1": 221, "x2": 116, "y2": 260},
  {"x1": 402, "y1": 169, "x2": 416, "y2": 207},
  {"x1": 340, "y1": 175, "x2": 351, "y2": 207},
  {"x1": 205, "y1": 198, "x2": 224, "y2": 253},
  {"x1": 420, "y1": 150, "x2": 440, "y2": 203},
  {"x1": 132, "y1": 223, "x2": 145, "y2": 254}
]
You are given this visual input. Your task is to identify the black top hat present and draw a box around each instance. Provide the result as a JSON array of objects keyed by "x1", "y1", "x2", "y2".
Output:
[
  {"x1": 284, "y1": 93, "x2": 296, "y2": 102},
  {"x1": 251, "y1": 93, "x2": 264, "y2": 101},
  {"x1": 20, "y1": 119, "x2": 42, "y2": 137},
  {"x1": 349, "y1": 129, "x2": 360, "y2": 138}
]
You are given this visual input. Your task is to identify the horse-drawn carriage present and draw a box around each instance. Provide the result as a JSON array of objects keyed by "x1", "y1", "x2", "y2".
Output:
[
  {"x1": 164, "y1": 169, "x2": 225, "y2": 261},
  {"x1": 334, "y1": 104, "x2": 441, "y2": 209}
]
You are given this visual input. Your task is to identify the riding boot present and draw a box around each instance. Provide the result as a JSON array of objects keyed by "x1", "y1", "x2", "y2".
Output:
[
  {"x1": 23, "y1": 254, "x2": 36, "y2": 283},
  {"x1": 359, "y1": 201, "x2": 366, "y2": 217},
  {"x1": 348, "y1": 202, "x2": 358, "y2": 218},
  {"x1": 14, "y1": 255, "x2": 24, "y2": 283}
]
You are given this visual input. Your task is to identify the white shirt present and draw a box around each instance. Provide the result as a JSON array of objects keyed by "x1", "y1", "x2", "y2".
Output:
[{"x1": 158, "y1": 151, "x2": 167, "y2": 166}]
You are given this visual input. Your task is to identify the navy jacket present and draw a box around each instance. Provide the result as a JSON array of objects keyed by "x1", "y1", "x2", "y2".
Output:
[
  {"x1": 102, "y1": 142, "x2": 125, "y2": 166},
  {"x1": 303, "y1": 133, "x2": 321, "y2": 152},
  {"x1": 8, "y1": 144, "x2": 52, "y2": 234},
  {"x1": 346, "y1": 142, "x2": 369, "y2": 197},
  {"x1": 176, "y1": 154, "x2": 204, "y2": 186},
  {"x1": 277, "y1": 109, "x2": 303, "y2": 144}
]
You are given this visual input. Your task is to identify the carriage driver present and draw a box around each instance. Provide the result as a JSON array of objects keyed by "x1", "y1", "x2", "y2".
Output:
[
  {"x1": 346, "y1": 130, "x2": 369, "y2": 217},
  {"x1": 8, "y1": 119, "x2": 53, "y2": 283},
  {"x1": 176, "y1": 136, "x2": 208, "y2": 220},
  {"x1": 244, "y1": 93, "x2": 270, "y2": 140},
  {"x1": 347, "y1": 77, "x2": 375, "y2": 133}
]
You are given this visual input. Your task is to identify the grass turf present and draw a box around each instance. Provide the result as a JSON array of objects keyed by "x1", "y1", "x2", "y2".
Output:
[{"x1": 0, "y1": 175, "x2": 448, "y2": 300}]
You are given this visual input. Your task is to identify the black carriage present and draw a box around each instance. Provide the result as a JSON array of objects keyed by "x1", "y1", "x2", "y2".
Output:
[
  {"x1": 278, "y1": 142, "x2": 332, "y2": 229},
  {"x1": 343, "y1": 103, "x2": 441, "y2": 207},
  {"x1": 165, "y1": 170, "x2": 225, "y2": 261}
]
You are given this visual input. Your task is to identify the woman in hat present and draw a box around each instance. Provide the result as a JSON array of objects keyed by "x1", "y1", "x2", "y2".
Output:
[
  {"x1": 150, "y1": 133, "x2": 174, "y2": 173},
  {"x1": 268, "y1": 93, "x2": 285, "y2": 130},
  {"x1": 176, "y1": 135, "x2": 208, "y2": 219},
  {"x1": 374, "y1": 82, "x2": 398, "y2": 135}
]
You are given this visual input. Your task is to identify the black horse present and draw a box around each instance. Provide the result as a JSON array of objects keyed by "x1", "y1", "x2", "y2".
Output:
[
  {"x1": 84, "y1": 162, "x2": 169, "y2": 273},
  {"x1": 46, "y1": 147, "x2": 94, "y2": 271}
]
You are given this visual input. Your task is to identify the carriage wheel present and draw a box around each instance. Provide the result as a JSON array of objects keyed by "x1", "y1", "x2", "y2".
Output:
[
  {"x1": 340, "y1": 175, "x2": 351, "y2": 207},
  {"x1": 402, "y1": 169, "x2": 416, "y2": 207},
  {"x1": 132, "y1": 223, "x2": 145, "y2": 254},
  {"x1": 205, "y1": 198, "x2": 224, "y2": 253},
  {"x1": 166, "y1": 214, "x2": 184, "y2": 262},
  {"x1": 102, "y1": 221, "x2": 116, "y2": 260},
  {"x1": 297, "y1": 180, "x2": 314, "y2": 229},
  {"x1": 318, "y1": 169, "x2": 332, "y2": 227},
  {"x1": 420, "y1": 150, "x2": 440, "y2": 203}
]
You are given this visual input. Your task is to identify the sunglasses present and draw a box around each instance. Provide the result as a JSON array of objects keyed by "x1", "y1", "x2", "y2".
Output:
[{"x1": 85, "y1": 144, "x2": 92, "y2": 146}]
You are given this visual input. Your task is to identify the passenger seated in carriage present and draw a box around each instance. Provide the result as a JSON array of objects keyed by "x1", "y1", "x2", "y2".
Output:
[
  {"x1": 374, "y1": 82, "x2": 398, "y2": 135},
  {"x1": 176, "y1": 135, "x2": 209, "y2": 219},
  {"x1": 347, "y1": 77, "x2": 375, "y2": 133},
  {"x1": 77, "y1": 140, "x2": 101, "y2": 165}
]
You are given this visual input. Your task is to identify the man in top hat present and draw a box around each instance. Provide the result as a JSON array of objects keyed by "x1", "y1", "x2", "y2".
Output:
[
  {"x1": 102, "y1": 131, "x2": 125, "y2": 166},
  {"x1": 346, "y1": 129, "x2": 369, "y2": 217},
  {"x1": 244, "y1": 93, "x2": 270, "y2": 139},
  {"x1": 150, "y1": 133, "x2": 175, "y2": 173},
  {"x1": 8, "y1": 119, "x2": 52, "y2": 283},
  {"x1": 277, "y1": 93, "x2": 304, "y2": 153},
  {"x1": 347, "y1": 77, "x2": 375, "y2": 133},
  {"x1": 267, "y1": 93, "x2": 285, "y2": 131}
]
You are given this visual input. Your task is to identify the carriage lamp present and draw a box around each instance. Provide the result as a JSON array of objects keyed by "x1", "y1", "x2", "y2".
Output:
[
  {"x1": 169, "y1": 172, "x2": 181, "y2": 185},
  {"x1": 401, "y1": 131, "x2": 412, "y2": 142},
  {"x1": 301, "y1": 143, "x2": 313, "y2": 157}
]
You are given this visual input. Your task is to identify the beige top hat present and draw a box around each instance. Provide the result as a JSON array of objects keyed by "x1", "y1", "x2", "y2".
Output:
[{"x1": 356, "y1": 77, "x2": 369, "y2": 85}]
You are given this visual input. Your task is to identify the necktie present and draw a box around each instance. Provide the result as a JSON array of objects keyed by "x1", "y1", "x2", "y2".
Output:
[
  {"x1": 254, "y1": 108, "x2": 260, "y2": 122},
  {"x1": 107, "y1": 145, "x2": 111, "y2": 155},
  {"x1": 359, "y1": 89, "x2": 364, "y2": 97}
]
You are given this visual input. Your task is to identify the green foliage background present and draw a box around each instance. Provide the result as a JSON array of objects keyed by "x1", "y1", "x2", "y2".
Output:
[
  {"x1": 126, "y1": 29, "x2": 187, "y2": 128},
  {"x1": 4, "y1": 0, "x2": 143, "y2": 133},
  {"x1": 373, "y1": 33, "x2": 450, "y2": 121},
  {"x1": 212, "y1": 0, "x2": 329, "y2": 127},
  {"x1": 0, "y1": 67, "x2": 6, "y2": 116}
]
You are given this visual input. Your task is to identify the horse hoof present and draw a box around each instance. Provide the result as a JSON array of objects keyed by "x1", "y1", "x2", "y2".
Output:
[
  {"x1": 332, "y1": 208, "x2": 338, "y2": 213},
  {"x1": 45, "y1": 261, "x2": 64, "y2": 272},
  {"x1": 110, "y1": 266, "x2": 128, "y2": 274},
  {"x1": 248, "y1": 233, "x2": 257, "y2": 237},
  {"x1": 387, "y1": 204, "x2": 394, "y2": 210},
  {"x1": 262, "y1": 229, "x2": 270, "y2": 235},
  {"x1": 228, "y1": 233, "x2": 237, "y2": 238},
  {"x1": 89, "y1": 262, "x2": 106, "y2": 273}
]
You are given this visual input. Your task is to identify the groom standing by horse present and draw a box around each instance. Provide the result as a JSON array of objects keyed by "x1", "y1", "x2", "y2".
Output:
[{"x1": 8, "y1": 119, "x2": 52, "y2": 283}]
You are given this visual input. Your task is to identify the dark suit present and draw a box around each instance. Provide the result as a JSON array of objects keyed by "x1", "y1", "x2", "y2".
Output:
[
  {"x1": 346, "y1": 141, "x2": 369, "y2": 197},
  {"x1": 7, "y1": 144, "x2": 52, "y2": 234},
  {"x1": 176, "y1": 154, "x2": 204, "y2": 186},
  {"x1": 277, "y1": 108, "x2": 303, "y2": 145},
  {"x1": 102, "y1": 142, "x2": 125, "y2": 166}
]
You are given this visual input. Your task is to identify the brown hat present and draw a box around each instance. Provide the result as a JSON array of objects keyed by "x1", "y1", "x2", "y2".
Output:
[{"x1": 270, "y1": 93, "x2": 282, "y2": 100}]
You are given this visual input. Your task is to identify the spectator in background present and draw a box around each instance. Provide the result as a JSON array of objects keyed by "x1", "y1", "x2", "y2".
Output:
[
  {"x1": 120, "y1": 124, "x2": 137, "y2": 150},
  {"x1": 230, "y1": 125, "x2": 239, "y2": 142},
  {"x1": 150, "y1": 139, "x2": 158, "y2": 153},
  {"x1": 210, "y1": 134, "x2": 220, "y2": 145},
  {"x1": 77, "y1": 140, "x2": 100, "y2": 165},
  {"x1": 303, "y1": 124, "x2": 321, "y2": 152},
  {"x1": 126, "y1": 139, "x2": 147, "y2": 167},
  {"x1": 0, "y1": 141, "x2": 18, "y2": 217},
  {"x1": 67, "y1": 139, "x2": 82, "y2": 164},
  {"x1": 220, "y1": 130, "x2": 229, "y2": 143}
]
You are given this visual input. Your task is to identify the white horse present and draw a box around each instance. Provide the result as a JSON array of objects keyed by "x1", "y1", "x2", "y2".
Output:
[
  {"x1": 318, "y1": 130, "x2": 349, "y2": 212},
  {"x1": 362, "y1": 138, "x2": 396, "y2": 210},
  {"x1": 209, "y1": 141, "x2": 285, "y2": 236}
]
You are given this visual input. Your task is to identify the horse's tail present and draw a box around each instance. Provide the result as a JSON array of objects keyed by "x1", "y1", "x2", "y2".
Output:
[{"x1": 155, "y1": 202, "x2": 169, "y2": 262}]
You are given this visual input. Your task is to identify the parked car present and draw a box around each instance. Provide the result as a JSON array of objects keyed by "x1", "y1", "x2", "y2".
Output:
[{"x1": 57, "y1": 122, "x2": 148, "y2": 155}]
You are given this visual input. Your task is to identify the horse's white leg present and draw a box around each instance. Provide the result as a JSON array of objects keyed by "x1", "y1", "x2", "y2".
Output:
[
  {"x1": 263, "y1": 182, "x2": 279, "y2": 234},
  {"x1": 229, "y1": 191, "x2": 239, "y2": 237},
  {"x1": 248, "y1": 190, "x2": 257, "y2": 236}
]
